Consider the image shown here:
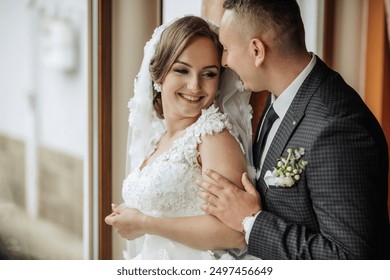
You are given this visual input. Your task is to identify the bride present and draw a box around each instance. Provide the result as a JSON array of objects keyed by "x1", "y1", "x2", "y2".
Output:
[{"x1": 105, "y1": 15, "x2": 255, "y2": 260}]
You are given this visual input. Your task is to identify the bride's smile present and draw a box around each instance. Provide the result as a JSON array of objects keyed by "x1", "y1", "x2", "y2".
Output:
[{"x1": 178, "y1": 93, "x2": 204, "y2": 102}]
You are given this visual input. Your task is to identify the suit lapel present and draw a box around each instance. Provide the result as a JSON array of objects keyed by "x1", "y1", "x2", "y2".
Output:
[{"x1": 257, "y1": 56, "x2": 330, "y2": 193}]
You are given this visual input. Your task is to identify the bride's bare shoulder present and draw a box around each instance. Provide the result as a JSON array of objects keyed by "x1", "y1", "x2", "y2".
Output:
[{"x1": 198, "y1": 130, "x2": 247, "y2": 190}]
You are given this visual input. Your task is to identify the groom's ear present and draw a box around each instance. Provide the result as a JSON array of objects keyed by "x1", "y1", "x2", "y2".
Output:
[{"x1": 250, "y1": 38, "x2": 265, "y2": 67}]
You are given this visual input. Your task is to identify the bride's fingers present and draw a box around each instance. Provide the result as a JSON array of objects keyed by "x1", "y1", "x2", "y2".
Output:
[
  {"x1": 112, "y1": 203, "x2": 125, "y2": 214},
  {"x1": 105, "y1": 213, "x2": 115, "y2": 225}
]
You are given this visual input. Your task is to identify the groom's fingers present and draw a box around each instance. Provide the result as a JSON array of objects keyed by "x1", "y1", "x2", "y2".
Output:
[
  {"x1": 197, "y1": 190, "x2": 218, "y2": 206},
  {"x1": 200, "y1": 202, "x2": 217, "y2": 215},
  {"x1": 204, "y1": 169, "x2": 235, "y2": 189},
  {"x1": 241, "y1": 173, "x2": 258, "y2": 197},
  {"x1": 196, "y1": 179, "x2": 222, "y2": 197}
]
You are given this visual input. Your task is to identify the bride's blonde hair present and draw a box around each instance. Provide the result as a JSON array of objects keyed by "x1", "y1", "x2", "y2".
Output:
[{"x1": 149, "y1": 16, "x2": 222, "y2": 119}]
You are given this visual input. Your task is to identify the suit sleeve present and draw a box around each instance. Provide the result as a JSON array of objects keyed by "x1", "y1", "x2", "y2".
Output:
[{"x1": 248, "y1": 115, "x2": 389, "y2": 259}]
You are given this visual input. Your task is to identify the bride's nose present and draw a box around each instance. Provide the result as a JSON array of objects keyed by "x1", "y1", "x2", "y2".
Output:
[{"x1": 187, "y1": 75, "x2": 201, "y2": 93}]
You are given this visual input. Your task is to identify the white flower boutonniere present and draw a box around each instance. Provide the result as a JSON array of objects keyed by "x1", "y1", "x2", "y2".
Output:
[{"x1": 264, "y1": 147, "x2": 308, "y2": 187}]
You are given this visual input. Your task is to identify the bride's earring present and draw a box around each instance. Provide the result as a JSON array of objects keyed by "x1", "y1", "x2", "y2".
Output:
[
  {"x1": 153, "y1": 82, "x2": 162, "y2": 92},
  {"x1": 238, "y1": 81, "x2": 244, "y2": 92}
]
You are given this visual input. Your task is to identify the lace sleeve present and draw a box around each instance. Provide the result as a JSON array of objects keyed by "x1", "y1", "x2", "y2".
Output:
[
  {"x1": 192, "y1": 105, "x2": 245, "y2": 154},
  {"x1": 190, "y1": 104, "x2": 256, "y2": 182}
]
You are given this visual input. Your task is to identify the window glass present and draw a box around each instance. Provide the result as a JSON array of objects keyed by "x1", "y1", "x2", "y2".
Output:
[{"x1": 0, "y1": 0, "x2": 89, "y2": 259}]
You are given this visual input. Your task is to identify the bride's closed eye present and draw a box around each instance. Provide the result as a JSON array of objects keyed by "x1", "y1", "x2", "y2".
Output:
[
  {"x1": 172, "y1": 65, "x2": 219, "y2": 81},
  {"x1": 202, "y1": 71, "x2": 218, "y2": 79},
  {"x1": 173, "y1": 68, "x2": 189, "y2": 74}
]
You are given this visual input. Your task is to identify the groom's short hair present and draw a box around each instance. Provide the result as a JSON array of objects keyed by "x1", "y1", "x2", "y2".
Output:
[{"x1": 223, "y1": 0, "x2": 307, "y2": 57}]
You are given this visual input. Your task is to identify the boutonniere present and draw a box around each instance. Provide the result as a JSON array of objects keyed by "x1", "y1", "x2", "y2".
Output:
[{"x1": 264, "y1": 147, "x2": 308, "y2": 187}]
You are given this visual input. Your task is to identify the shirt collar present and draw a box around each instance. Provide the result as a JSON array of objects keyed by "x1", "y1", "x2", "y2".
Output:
[{"x1": 272, "y1": 54, "x2": 317, "y2": 120}]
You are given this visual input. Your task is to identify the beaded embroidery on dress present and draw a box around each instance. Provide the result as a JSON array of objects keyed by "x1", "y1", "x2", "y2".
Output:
[{"x1": 122, "y1": 105, "x2": 241, "y2": 260}]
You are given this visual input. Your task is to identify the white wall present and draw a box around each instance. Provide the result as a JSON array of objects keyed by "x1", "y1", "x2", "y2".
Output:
[
  {"x1": 0, "y1": 0, "x2": 88, "y2": 157},
  {"x1": 163, "y1": 0, "x2": 202, "y2": 23}
]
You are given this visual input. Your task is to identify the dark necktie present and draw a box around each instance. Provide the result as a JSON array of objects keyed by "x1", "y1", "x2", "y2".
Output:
[{"x1": 253, "y1": 105, "x2": 278, "y2": 169}]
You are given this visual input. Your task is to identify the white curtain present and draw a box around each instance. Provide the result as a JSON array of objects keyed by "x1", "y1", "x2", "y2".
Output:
[{"x1": 296, "y1": 0, "x2": 325, "y2": 57}]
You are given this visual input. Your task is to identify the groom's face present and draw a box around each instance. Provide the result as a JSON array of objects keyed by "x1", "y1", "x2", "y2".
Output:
[{"x1": 219, "y1": 11, "x2": 255, "y2": 92}]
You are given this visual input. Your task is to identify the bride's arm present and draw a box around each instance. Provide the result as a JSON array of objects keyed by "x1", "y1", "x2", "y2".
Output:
[
  {"x1": 198, "y1": 129, "x2": 247, "y2": 190},
  {"x1": 106, "y1": 130, "x2": 248, "y2": 250},
  {"x1": 145, "y1": 212, "x2": 246, "y2": 250},
  {"x1": 107, "y1": 206, "x2": 246, "y2": 250}
]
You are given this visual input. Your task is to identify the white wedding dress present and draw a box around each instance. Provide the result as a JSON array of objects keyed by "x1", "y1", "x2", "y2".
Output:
[{"x1": 122, "y1": 105, "x2": 243, "y2": 260}]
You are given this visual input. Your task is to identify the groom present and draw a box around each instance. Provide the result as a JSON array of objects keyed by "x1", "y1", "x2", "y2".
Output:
[{"x1": 197, "y1": 0, "x2": 390, "y2": 259}]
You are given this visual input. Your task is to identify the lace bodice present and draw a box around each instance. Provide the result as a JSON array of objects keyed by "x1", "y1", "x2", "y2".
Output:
[{"x1": 122, "y1": 105, "x2": 240, "y2": 218}]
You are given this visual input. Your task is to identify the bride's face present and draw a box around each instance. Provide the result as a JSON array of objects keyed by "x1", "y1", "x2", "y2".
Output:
[{"x1": 161, "y1": 36, "x2": 221, "y2": 120}]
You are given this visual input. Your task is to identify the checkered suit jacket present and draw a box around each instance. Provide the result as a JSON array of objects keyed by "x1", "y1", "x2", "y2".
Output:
[{"x1": 249, "y1": 56, "x2": 390, "y2": 259}]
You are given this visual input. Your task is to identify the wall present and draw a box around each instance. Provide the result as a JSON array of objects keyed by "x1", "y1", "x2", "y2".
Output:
[{"x1": 163, "y1": 0, "x2": 202, "y2": 22}]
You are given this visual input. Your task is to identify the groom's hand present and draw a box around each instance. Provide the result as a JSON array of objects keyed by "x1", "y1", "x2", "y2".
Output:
[
  {"x1": 197, "y1": 170, "x2": 261, "y2": 233},
  {"x1": 105, "y1": 206, "x2": 148, "y2": 240}
]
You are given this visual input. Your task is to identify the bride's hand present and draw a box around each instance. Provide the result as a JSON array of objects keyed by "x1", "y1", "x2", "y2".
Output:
[
  {"x1": 111, "y1": 203, "x2": 125, "y2": 213},
  {"x1": 105, "y1": 207, "x2": 149, "y2": 240}
]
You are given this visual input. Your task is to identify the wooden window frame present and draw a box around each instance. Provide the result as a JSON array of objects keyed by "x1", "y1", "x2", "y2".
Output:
[{"x1": 98, "y1": 0, "x2": 112, "y2": 260}]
